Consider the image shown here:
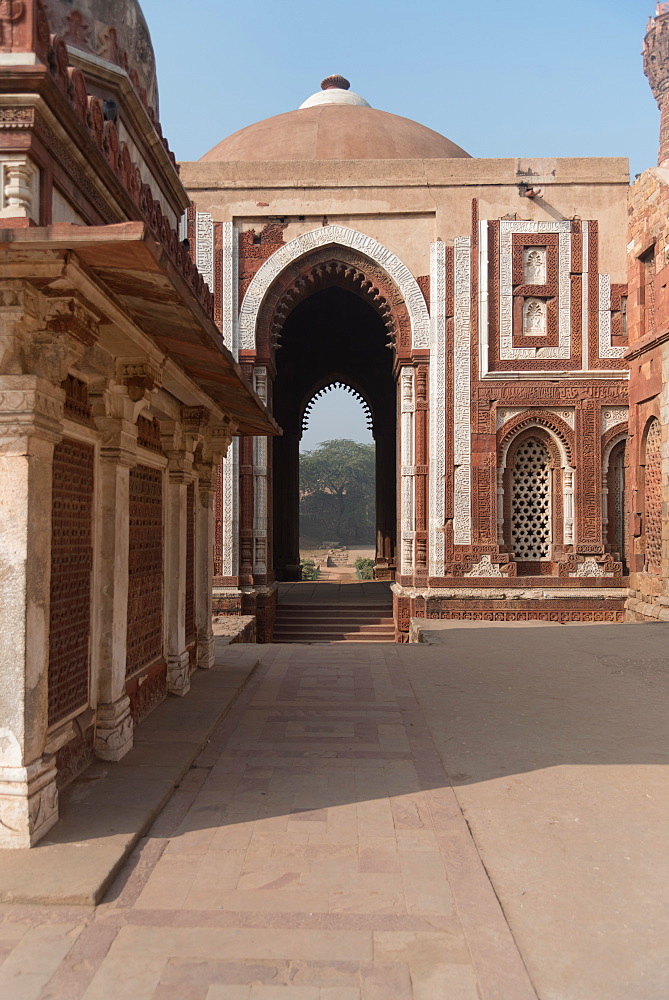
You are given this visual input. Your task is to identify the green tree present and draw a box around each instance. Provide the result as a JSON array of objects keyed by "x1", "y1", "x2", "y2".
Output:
[{"x1": 300, "y1": 439, "x2": 375, "y2": 544}]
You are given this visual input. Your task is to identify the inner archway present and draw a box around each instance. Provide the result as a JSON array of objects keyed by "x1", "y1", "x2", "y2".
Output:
[
  {"x1": 299, "y1": 386, "x2": 376, "y2": 579},
  {"x1": 272, "y1": 282, "x2": 396, "y2": 581}
]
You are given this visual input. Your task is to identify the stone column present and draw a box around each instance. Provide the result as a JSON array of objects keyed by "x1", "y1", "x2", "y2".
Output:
[
  {"x1": 399, "y1": 366, "x2": 415, "y2": 577},
  {"x1": 92, "y1": 389, "x2": 138, "y2": 761},
  {"x1": 564, "y1": 467, "x2": 575, "y2": 547},
  {"x1": 601, "y1": 468, "x2": 610, "y2": 545},
  {"x1": 0, "y1": 375, "x2": 63, "y2": 847},
  {"x1": 253, "y1": 366, "x2": 269, "y2": 581},
  {"x1": 497, "y1": 467, "x2": 505, "y2": 546},
  {"x1": 165, "y1": 452, "x2": 191, "y2": 696},
  {"x1": 195, "y1": 463, "x2": 217, "y2": 670}
]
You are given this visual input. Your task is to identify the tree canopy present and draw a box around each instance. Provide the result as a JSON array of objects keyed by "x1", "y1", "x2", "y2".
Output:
[{"x1": 299, "y1": 439, "x2": 375, "y2": 544}]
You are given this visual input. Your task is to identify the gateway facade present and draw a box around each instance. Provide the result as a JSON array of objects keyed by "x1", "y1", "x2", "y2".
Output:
[{"x1": 182, "y1": 77, "x2": 630, "y2": 641}]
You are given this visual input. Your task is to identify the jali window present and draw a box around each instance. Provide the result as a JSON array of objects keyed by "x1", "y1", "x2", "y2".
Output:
[{"x1": 511, "y1": 435, "x2": 552, "y2": 560}]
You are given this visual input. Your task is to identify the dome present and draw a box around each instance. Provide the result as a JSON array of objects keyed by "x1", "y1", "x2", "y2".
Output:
[
  {"x1": 43, "y1": 0, "x2": 159, "y2": 112},
  {"x1": 201, "y1": 78, "x2": 470, "y2": 162}
]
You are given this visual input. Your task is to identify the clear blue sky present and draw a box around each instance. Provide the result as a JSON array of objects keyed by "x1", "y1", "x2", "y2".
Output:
[
  {"x1": 141, "y1": 0, "x2": 660, "y2": 447},
  {"x1": 143, "y1": 0, "x2": 658, "y2": 175}
]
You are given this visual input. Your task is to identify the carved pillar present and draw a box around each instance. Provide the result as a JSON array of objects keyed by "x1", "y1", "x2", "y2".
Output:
[
  {"x1": 399, "y1": 366, "x2": 415, "y2": 576},
  {"x1": 0, "y1": 157, "x2": 40, "y2": 222},
  {"x1": 0, "y1": 375, "x2": 63, "y2": 846},
  {"x1": 496, "y1": 467, "x2": 505, "y2": 546},
  {"x1": 575, "y1": 401, "x2": 603, "y2": 552},
  {"x1": 239, "y1": 435, "x2": 254, "y2": 587},
  {"x1": 195, "y1": 463, "x2": 217, "y2": 670},
  {"x1": 165, "y1": 450, "x2": 192, "y2": 696},
  {"x1": 413, "y1": 364, "x2": 428, "y2": 581},
  {"x1": 92, "y1": 388, "x2": 138, "y2": 762},
  {"x1": 601, "y1": 468, "x2": 609, "y2": 543},
  {"x1": 564, "y1": 467, "x2": 575, "y2": 547},
  {"x1": 252, "y1": 366, "x2": 269, "y2": 581}
]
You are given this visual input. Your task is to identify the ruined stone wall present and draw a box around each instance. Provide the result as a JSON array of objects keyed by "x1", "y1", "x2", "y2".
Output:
[{"x1": 626, "y1": 168, "x2": 669, "y2": 619}]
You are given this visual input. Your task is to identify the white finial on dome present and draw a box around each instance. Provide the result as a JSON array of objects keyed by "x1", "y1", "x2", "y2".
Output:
[{"x1": 299, "y1": 75, "x2": 371, "y2": 109}]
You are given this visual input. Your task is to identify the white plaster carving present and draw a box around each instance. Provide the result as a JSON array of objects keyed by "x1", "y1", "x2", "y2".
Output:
[
  {"x1": 428, "y1": 242, "x2": 447, "y2": 576},
  {"x1": 598, "y1": 273, "x2": 626, "y2": 359},
  {"x1": 523, "y1": 298, "x2": 547, "y2": 336},
  {"x1": 581, "y1": 222, "x2": 589, "y2": 364},
  {"x1": 195, "y1": 212, "x2": 214, "y2": 292},
  {"x1": 238, "y1": 226, "x2": 430, "y2": 351},
  {"x1": 564, "y1": 467, "x2": 575, "y2": 546},
  {"x1": 452, "y1": 237, "x2": 472, "y2": 547},
  {"x1": 478, "y1": 219, "x2": 489, "y2": 378},
  {"x1": 569, "y1": 557, "x2": 613, "y2": 578},
  {"x1": 222, "y1": 222, "x2": 239, "y2": 356},
  {"x1": 221, "y1": 436, "x2": 239, "y2": 578},
  {"x1": 400, "y1": 366, "x2": 415, "y2": 575},
  {"x1": 499, "y1": 221, "x2": 571, "y2": 361},
  {"x1": 464, "y1": 554, "x2": 503, "y2": 577},
  {"x1": 496, "y1": 407, "x2": 575, "y2": 431},
  {"x1": 601, "y1": 406, "x2": 628, "y2": 435},
  {"x1": 524, "y1": 246, "x2": 546, "y2": 284}
]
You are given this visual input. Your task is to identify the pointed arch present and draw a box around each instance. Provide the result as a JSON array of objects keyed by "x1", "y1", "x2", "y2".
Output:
[
  {"x1": 498, "y1": 415, "x2": 574, "y2": 557},
  {"x1": 301, "y1": 380, "x2": 374, "y2": 438},
  {"x1": 498, "y1": 411, "x2": 574, "y2": 468},
  {"x1": 239, "y1": 225, "x2": 430, "y2": 351}
]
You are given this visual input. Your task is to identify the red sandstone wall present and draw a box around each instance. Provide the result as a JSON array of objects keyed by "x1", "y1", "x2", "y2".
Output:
[{"x1": 626, "y1": 169, "x2": 669, "y2": 618}]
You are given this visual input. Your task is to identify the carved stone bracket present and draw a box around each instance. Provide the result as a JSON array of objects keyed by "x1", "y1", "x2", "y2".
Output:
[
  {"x1": 44, "y1": 294, "x2": 100, "y2": 347},
  {"x1": 119, "y1": 360, "x2": 162, "y2": 402}
]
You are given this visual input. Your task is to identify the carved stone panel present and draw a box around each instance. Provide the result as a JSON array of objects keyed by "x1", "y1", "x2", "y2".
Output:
[
  {"x1": 126, "y1": 465, "x2": 164, "y2": 677},
  {"x1": 48, "y1": 437, "x2": 94, "y2": 727},
  {"x1": 185, "y1": 481, "x2": 195, "y2": 640}
]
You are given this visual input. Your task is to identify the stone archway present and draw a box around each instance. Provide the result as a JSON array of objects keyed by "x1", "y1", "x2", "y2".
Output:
[
  {"x1": 252, "y1": 244, "x2": 410, "y2": 581},
  {"x1": 239, "y1": 224, "x2": 430, "y2": 353}
]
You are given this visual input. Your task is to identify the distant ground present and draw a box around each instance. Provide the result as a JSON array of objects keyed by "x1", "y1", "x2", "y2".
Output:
[{"x1": 299, "y1": 542, "x2": 375, "y2": 582}]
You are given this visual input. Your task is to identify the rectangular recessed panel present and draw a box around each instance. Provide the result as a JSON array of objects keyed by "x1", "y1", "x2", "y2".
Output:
[
  {"x1": 185, "y1": 481, "x2": 196, "y2": 640},
  {"x1": 127, "y1": 464, "x2": 164, "y2": 676},
  {"x1": 48, "y1": 438, "x2": 94, "y2": 726}
]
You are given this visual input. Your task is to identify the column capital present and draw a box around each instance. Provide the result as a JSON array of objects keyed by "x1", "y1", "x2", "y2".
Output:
[
  {"x1": 166, "y1": 451, "x2": 194, "y2": 483},
  {"x1": 0, "y1": 374, "x2": 64, "y2": 448},
  {"x1": 91, "y1": 385, "x2": 142, "y2": 467},
  {"x1": 204, "y1": 417, "x2": 237, "y2": 463}
]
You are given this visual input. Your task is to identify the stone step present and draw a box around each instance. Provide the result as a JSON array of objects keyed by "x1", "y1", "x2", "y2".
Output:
[
  {"x1": 276, "y1": 605, "x2": 392, "y2": 613},
  {"x1": 274, "y1": 633, "x2": 395, "y2": 643},
  {"x1": 273, "y1": 601, "x2": 396, "y2": 643},
  {"x1": 274, "y1": 621, "x2": 393, "y2": 633},
  {"x1": 275, "y1": 614, "x2": 394, "y2": 625}
]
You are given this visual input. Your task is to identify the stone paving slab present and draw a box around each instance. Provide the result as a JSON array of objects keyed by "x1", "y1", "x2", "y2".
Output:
[
  {"x1": 1, "y1": 630, "x2": 668, "y2": 998},
  {"x1": 409, "y1": 622, "x2": 669, "y2": 1000},
  {"x1": 0, "y1": 644, "x2": 260, "y2": 907}
]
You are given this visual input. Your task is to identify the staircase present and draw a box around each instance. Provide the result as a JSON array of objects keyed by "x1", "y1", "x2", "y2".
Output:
[{"x1": 273, "y1": 602, "x2": 396, "y2": 643}]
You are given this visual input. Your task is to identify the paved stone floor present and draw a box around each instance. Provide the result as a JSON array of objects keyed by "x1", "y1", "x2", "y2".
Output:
[{"x1": 1, "y1": 627, "x2": 669, "y2": 999}]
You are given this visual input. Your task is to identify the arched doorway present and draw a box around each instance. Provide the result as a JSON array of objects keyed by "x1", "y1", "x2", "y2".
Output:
[
  {"x1": 272, "y1": 281, "x2": 396, "y2": 580},
  {"x1": 227, "y1": 225, "x2": 430, "y2": 637}
]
